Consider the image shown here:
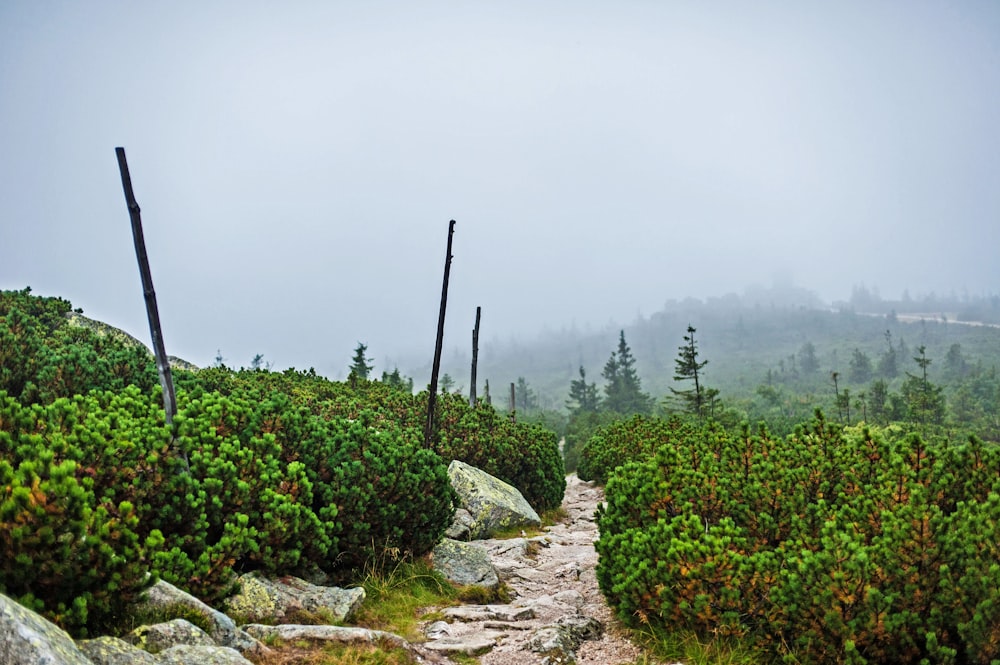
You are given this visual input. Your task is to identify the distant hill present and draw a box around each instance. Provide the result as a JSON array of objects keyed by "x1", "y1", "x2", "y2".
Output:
[{"x1": 413, "y1": 288, "x2": 1000, "y2": 415}]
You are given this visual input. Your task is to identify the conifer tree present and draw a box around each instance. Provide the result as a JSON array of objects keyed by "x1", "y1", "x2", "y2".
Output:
[
  {"x1": 902, "y1": 345, "x2": 945, "y2": 425},
  {"x1": 567, "y1": 366, "x2": 601, "y2": 414},
  {"x1": 348, "y1": 342, "x2": 374, "y2": 382},
  {"x1": 602, "y1": 330, "x2": 652, "y2": 415},
  {"x1": 670, "y1": 325, "x2": 718, "y2": 417}
]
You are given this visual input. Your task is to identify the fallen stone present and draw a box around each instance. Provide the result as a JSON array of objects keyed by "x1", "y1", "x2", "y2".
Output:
[
  {"x1": 423, "y1": 620, "x2": 451, "y2": 639},
  {"x1": 224, "y1": 572, "x2": 365, "y2": 624},
  {"x1": 448, "y1": 460, "x2": 541, "y2": 539},
  {"x1": 528, "y1": 614, "x2": 603, "y2": 662},
  {"x1": 445, "y1": 508, "x2": 474, "y2": 540},
  {"x1": 0, "y1": 592, "x2": 91, "y2": 665},
  {"x1": 125, "y1": 618, "x2": 215, "y2": 654},
  {"x1": 77, "y1": 636, "x2": 158, "y2": 665},
  {"x1": 443, "y1": 604, "x2": 535, "y2": 622},
  {"x1": 432, "y1": 539, "x2": 500, "y2": 590},
  {"x1": 423, "y1": 630, "x2": 505, "y2": 656}
]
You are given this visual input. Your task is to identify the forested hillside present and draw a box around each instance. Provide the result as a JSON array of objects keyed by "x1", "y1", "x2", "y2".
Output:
[{"x1": 423, "y1": 285, "x2": 1000, "y2": 442}]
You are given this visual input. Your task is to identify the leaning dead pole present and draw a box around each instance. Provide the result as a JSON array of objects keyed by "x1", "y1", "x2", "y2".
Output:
[
  {"x1": 115, "y1": 147, "x2": 177, "y2": 426},
  {"x1": 425, "y1": 220, "x2": 456, "y2": 447}
]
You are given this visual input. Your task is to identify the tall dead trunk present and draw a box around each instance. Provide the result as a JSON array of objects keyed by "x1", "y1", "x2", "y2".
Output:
[
  {"x1": 469, "y1": 306, "x2": 481, "y2": 407},
  {"x1": 509, "y1": 382, "x2": 516, "y2": 423},
  {"x1": 425, "y1": 220, "x2": 456, "y2": 447}
]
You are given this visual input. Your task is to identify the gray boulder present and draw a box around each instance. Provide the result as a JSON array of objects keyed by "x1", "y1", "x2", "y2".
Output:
[
  {"x1": 125, "y1": 618, "x2": 215, "y2": 654},
  {"x1": 0, "y1": 593, "x2": 91, "y2": 665},
  {"x1": 528, "y1": 615, "x2": 603, "y2": 663},
  {"x1": 155, "y1": 644, "x2": 253, "y2": 664},
  {"x1": 138, "y1": 581, "x2": 238, "y2": 649},
  {"x1": 77, "y1": 636, "x2": 157, "y2": 665},
  {"x1": 432, "y1": 538, "x2": 500, "y2": 590},
  {"x1": 448, "y1": 460, "x2": 541, "y2": 539},
  {"x1": 224, "y1": 572, "x2": 365, "y2": 624}
]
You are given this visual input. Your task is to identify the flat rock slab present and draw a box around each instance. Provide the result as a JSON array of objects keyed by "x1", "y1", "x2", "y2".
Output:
[
  {"x1": 241, "y1": 624, "x2": 408, "y2": 648},
  {"x1": 443, "y1": 605, "x2": 535, "y2": 623},
  {"x1": 423, "y1": 630, "x2": 506, "y2": 656}
]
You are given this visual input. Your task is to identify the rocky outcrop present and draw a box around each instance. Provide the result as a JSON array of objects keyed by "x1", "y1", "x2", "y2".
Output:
[
  {"x1": 132, "y1": 581, "x2": 269, "y2": 660},
  {"x1": 431, "y1": 538, "x2": 500, "y2": 590},
  {"x1": 0, "y1": 593, "x2": 91, "y2": 665},
  {"x1": 224, "y1": 572, "x2": 365, "y2": 625},
  {"x1": 447, "y1": 460, "x2": 541, "y2": 539}
]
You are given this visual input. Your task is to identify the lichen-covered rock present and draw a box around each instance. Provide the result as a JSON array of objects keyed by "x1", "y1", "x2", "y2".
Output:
[
  {"x1": 155, "y1": 644, "x2": 253, "y2": 664},
  {"x1": 448, "y1": 460, "x2": 541, "y2": 539},
  {"x1": 77, "y1": 636, "x2": 158, "y2": 665},
  {"x1": 224, "y1": 572, "x2": 365, "y2": 624},
  {"x1": 137, "y1": 581, "x2": 239, "y2": 650},
  {"x1": 125, "y1": 618, "x2": 215, "y2": 654},
  {"x1": 0, "y1": 593, "x2": 91, "y2": 665},
  {"x1": 432, "y1": 538, "x2": 500, "y2": 590},
  {"x1": 445, "y1": 507, "x2": 475, "y2": 540},
  {"x1": 528, "y1": 615, "x2": 603, "y2": 663}
]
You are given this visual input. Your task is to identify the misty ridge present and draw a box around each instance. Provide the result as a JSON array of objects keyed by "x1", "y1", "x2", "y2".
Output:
[{"x1": 392, "y1": 280, "x2": 1000, "y2": 428}]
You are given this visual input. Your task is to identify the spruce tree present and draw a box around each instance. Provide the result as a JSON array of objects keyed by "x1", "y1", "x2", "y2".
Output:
[
  {"x1": 602, "y1": 331, "x2": 652, "y2": 414},
  {"x1": 567, "y1": 366, "x2": 601, "y2": 414},
  {"x1": 348, "y1": 342, "x2": 374, "y2": 382},
  {"x1": 670, "y1": 325, "x2": 717, "y2": 417}
]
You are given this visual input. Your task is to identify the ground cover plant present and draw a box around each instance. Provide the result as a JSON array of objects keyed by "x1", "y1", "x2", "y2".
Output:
[{"x1": 595, "y1": 412, "x2": 1000, "y2": 664}]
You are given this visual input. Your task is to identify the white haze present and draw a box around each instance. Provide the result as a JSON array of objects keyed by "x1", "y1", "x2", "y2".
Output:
[{"x1": 1, "y1": 2, "x2": 998, "y2": 377}]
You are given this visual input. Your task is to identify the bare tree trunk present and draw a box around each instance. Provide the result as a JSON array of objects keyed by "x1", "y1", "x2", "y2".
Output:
[
  {"x1": 509, "y1": 382, "x2": 516, "y2": 423},
  {"x1": 425, "y1": 220, "x2": 456, "y2": 447},
  {"x1": 115, "y1": 147, "x2": 177, "y2": 426},
  {"x1": 484, "y1": 379, "x2": 492, "y2": 405},
  {"x1": 469, "y1": 306, "x2": 481, "y2": 407}
]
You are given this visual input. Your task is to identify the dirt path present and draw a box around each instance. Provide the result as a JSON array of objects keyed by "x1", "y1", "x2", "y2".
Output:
[{"x1": 424, "y1": 474, "x2": 646, "y2": 664}]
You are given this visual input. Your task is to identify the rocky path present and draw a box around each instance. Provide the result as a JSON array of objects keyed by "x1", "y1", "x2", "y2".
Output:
[{"x1": 421, "y1": 474, "x2": 646, "y2": 664}]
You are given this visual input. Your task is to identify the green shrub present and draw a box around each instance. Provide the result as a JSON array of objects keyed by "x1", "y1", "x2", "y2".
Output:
[
  {"x1": 282, "y1": 408, "x2": 455, "y2": 576},
  {"x1": 596, "y1": 412, "x2": 1000, "y2": 664},
  {"x1": 0, "y1": 392, "x2": 160, "y2": 636},
  {"x1": 578, "y1": 414, "x2": 694, "y2": 484}
]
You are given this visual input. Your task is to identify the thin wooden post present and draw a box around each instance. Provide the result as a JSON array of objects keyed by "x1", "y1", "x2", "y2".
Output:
[
  {"x1": 425, "y1": 220, "x2": 456, "y2": 447},
  {"x1": 469, "y1": 306, "x2": 481, "y2": 408},
  {"x1": 115, "y1": 147, "x2": 177, "y2": 426}
]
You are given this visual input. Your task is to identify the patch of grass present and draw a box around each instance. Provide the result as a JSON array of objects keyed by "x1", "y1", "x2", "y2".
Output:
[
  {"x1": 541, "y1": 506, "x2": 569, "y2": 527},
  {"x1": 455, "y1": 582, "x2": 511, "y2": 605},
  {"x1": 100, "y1": 601, "x2": 215, "y2": 637},
  {"x1": 351, "y1": 553, "x2": 458, "y2": 641},
  {"x1": 629, "y1": 624, "x2": 775, "y2": 665}
]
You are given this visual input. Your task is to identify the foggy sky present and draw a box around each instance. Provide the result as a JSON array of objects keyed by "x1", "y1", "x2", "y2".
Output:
[{"x1": 2, "y1": 2, "x2": 998, "y2": 378}]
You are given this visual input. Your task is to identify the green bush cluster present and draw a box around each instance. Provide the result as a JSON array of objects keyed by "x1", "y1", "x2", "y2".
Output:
[
  {"x1": 1, "y1": 287, "x2": 564, "y2": 636},
  {"x1": 596, "y1": 412, "x2": 1000, "y2": 664},
  {"x1": 577, "y1": 414, "x2": 695, "y2": 484},
  {"x1": 1, "y1": 287, "x2": 157, "y2": 404},
  {"x1": 180, "y1": 368, "x2": 566, "y2": 512},
  {"x1": 0, "y1": 393, "x2": 161, "y2": 635}
]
